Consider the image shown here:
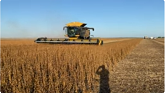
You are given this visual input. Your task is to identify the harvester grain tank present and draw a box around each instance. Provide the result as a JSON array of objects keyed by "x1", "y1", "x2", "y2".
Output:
[{"x1": 34, "y1": 22, "x2": 103, "y2": 45}]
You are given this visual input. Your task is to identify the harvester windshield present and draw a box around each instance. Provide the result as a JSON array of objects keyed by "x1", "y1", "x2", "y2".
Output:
[{"x1": 67, "y1": 27, "x2": 79, "y2": 37}]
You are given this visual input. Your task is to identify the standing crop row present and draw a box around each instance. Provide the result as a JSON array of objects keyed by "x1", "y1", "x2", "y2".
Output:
[{"x1": 1, "y1": 39, "x2": 142, "y2": 93}]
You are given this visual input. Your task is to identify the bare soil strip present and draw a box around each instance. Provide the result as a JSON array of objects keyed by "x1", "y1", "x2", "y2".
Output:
[
  {"x1": 104, "y1": 39, "x2": 130, "y2": 44},
  {"x1": 109, "y1": 39, "x2": 164, "y2": 93},
  {"x1": 152, "y1": 39, "x2": 164, "y2": 45}
]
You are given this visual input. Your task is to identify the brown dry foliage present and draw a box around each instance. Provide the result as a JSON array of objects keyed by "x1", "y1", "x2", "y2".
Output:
[{"x1": 1, "y1": 39, "x2": 142, "y2": 93}]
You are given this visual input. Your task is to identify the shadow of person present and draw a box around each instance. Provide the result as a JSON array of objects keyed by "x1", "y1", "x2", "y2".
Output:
[{"x1": 96, "y1": 65, "x2": 111, "y2": 93}]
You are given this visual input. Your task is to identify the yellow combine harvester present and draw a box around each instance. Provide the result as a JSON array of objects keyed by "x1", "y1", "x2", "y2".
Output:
[{"x1": 34, "y1": 22, "x2": 103, "y2": 45}]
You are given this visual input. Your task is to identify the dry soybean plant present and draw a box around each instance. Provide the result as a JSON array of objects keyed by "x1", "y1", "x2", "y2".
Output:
[{"x1": 1, "y1": 39, "x2": 142, "y2": 93}]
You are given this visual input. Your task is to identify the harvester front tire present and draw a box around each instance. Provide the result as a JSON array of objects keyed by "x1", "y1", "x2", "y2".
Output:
[{"x1": 101, "y1": 40, "x2": 103, "y2": 45}]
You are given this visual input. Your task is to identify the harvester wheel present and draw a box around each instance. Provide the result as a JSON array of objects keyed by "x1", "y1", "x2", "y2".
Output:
[
  {"x1": 97, "y1": 39, "x2": 103, "y2": 45},
  {"x1": 101, "y1": 40, "x2": 103, "y2": 45}
]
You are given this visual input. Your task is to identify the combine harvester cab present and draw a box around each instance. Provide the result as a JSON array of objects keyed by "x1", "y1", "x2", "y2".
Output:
[{"x1": 34, "y1": 22, "x2": 103, "y2": 45}]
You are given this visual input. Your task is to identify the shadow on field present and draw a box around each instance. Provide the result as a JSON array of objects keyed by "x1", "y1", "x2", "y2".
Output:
[{"x1": 96, "y1": 65, "x2": 111, "y2": 93}]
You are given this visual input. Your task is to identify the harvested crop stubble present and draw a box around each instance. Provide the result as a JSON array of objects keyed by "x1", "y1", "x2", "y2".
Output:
[
  {"x1": 1, "y1": 39, "x2": 142, "y2": 93},
  {"x1": 155, "y1": 38, "x2": 164, "y2": 43}
]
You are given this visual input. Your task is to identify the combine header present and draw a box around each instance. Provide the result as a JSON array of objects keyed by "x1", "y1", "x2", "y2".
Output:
[{"x1": 34, "y1": 22, "x2": 103, "y2": 45}]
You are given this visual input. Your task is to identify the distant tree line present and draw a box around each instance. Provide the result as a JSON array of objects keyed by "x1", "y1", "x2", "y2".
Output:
[{"x1": 157, "y1": 36, "x2": 164, "y2": 38}]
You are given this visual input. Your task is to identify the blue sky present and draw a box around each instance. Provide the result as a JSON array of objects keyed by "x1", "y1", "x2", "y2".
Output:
[{"x1": 1, "y1": 0, "x2": 164, "y2": 38}]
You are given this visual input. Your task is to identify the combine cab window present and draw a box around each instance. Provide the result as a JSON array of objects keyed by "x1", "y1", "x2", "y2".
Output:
[
  {"x1": 67, "y1": 27, "x2": 79, "y2": 37},
  {"x1": 67, "y1": 27, "x2": 75, "y2": 37}
]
